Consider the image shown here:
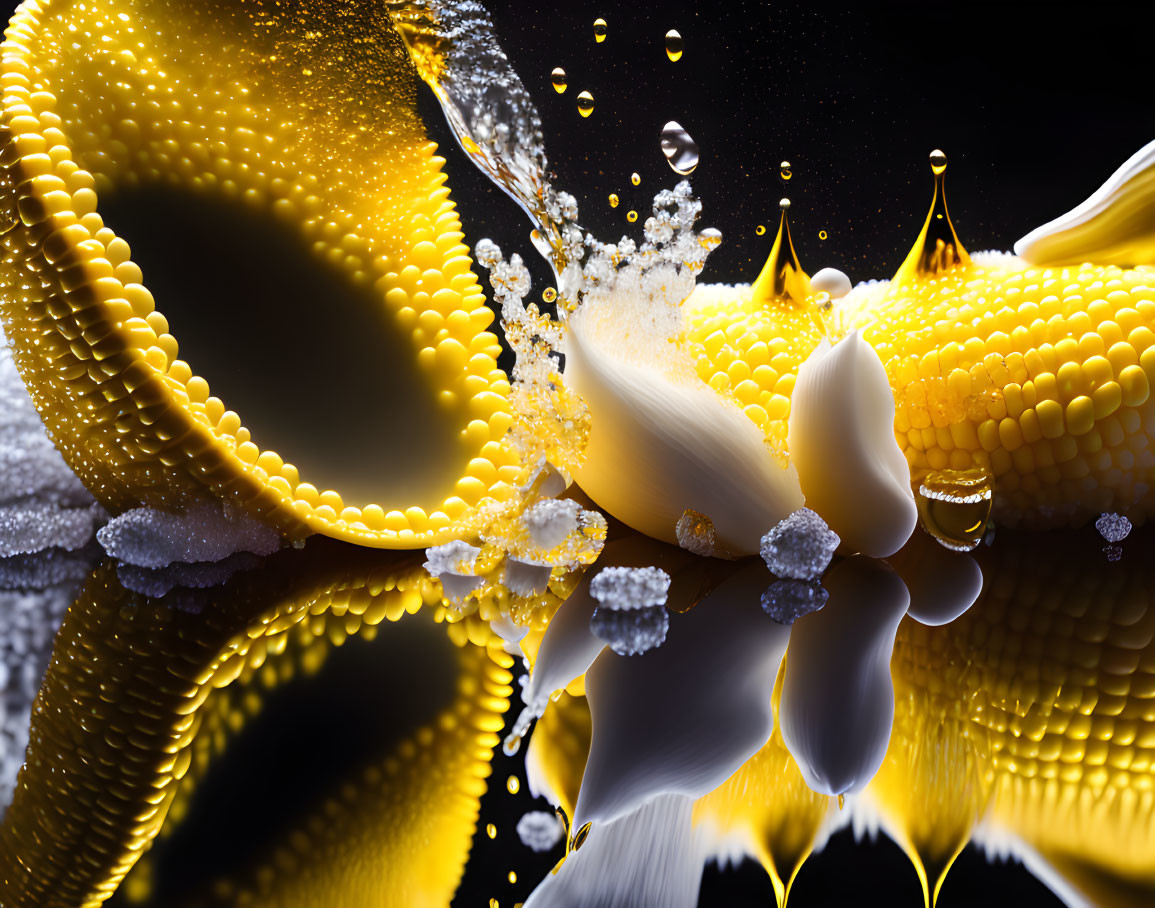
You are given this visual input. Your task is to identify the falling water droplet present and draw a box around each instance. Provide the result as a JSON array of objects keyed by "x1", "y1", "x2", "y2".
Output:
[
  {"x1": 630, "y1": 171, "x2": 641, "y2": 186},
  {"x1": 929, "y1": 147, "x2": 948, "y2": 175},
  {"x1": 780, "y1": 160, "x2": 792, "y2": 181},
  {"x1": 551, "y1": 67, "x2": 567, "y2": 94},
  {"x1": 608, "y1": 192, "x2": 619, "y2": 208},
  {"x1": 626, "y1": 210, "x2": 638, "y2": 223},
  {"x1": 487, "y1": 823, "x2": 498, "y2": 839},
  {"x1": 659, "y1": 120, "x2": 699, "y2": 175},
  {"x1": 593, "y1": 17, "x2": 608, "y2": 43},
  {"x1": 698, "y1": 227, "x2": 723, "y2": 250},
  {"x1": 507, "y1": 774, "x2": 521, "y2": 794},
  {"x1": 576, "y1": 90, "x2": 594, "y2": 117},
  {"x1": 665, "y1": 29, "x2": 684, "y2": 61},
  {"x1": 755, "y1": 224, "x2": 766, "y2": 236},
  {"x1": 916, "y1": 468, "x2": 994, "y2": 552},
  {"x1": 818, "y1": 229, "x2": 828, "y2": 240},
  {"x1": 542, "y1": 286, "x2": 557, "y2": 303},
  {"x1": 779, "y1": 197, "x2": 791, "y2": 211}
]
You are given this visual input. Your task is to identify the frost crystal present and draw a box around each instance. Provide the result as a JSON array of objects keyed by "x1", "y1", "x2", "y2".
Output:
[
  {"x1": 523, "y1": 498, "x2": 581, "y2": 550},
  {"x1": 759, "y1": 508, "x2": 840, "y2": 581},
  {"x1": 96, "y1": 503, "x2": 282, "y2": 569},
  {"x1": 761, "y1": 579, "x2": 829, "y2": 625},
  {"x1": 423, "y1": 539, "x2": 483, "y2": 604},
  {"x1": 589, "y1": 566, "x2": 671, "y2": 611},
  {"x1": 590, "y1": 605, "x2": 669, "y2": 656},
  {"x1": 517, "y1": 810, "x2": 565, "y2": 853},
  {"x1": 0, "y1": 324, "x2": 106, "y2": 557},
  {"x1": 1095, "y1": 512, "x2": 1132, "y2": 543}
]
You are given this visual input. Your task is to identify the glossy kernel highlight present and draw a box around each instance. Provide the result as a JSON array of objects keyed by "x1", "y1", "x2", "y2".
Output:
[{"x1": 0, "y1": 0, "x2": 521, "y2": 548}]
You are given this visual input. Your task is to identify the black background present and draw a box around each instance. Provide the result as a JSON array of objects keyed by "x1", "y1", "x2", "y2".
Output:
[{"x1": 10, "y1": 0, "x2": 1151, "y2": 905}]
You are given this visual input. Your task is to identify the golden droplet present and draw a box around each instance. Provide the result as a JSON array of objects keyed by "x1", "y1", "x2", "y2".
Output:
[
  {"x1": 508, "y1": 871, "x2": 518, "y2": 884},
  {"x1": 755, "y1": 225, "x2": 766, "y2": 236},
  {"x1": 626, "y1": 210, "x2": 638, "y2": 223},
  {"x1": 542, "y1": 286, "x2": 557, "y2": 303},
  {"x1": 818, "y1": 229, "x2": 828, "y2": 240},
  {"x1": 507, "y1": 774, "x2": 520, "y2": 794},
  {"x1": 576, "y1": 90, "x2": 594, "y2": 118},
  {"x1": 780, "y1": 160, "x2": 792, "y2": 181},
  {"x1": 751, "y1": 197, "x2": 812, "y2": 305},
  {"x1": 551, "y1": 67, "x2": 567, "y2": 94},
  {"x1": 916, "y1": 468, "x2": 993, "y2": 552},
  {"x1": 489, "y1": 899, "x2": 500, "y2": 908},
  {"x1": 608, "y1": 192, "x2": 619, "y2": 208},
  {"x1": 593, "y1": 17, "x2": 608, "y2": 43},
  {"x1": 571, "y1": 821, "x2": 593, "y2": 852},
  {"x1": 486, "y1": 822, "x2": 497, "y2": 839},
  {"x1": 665, "y1": 29, "x2": 684, "y2": 61},
  {"x1": 630, "y1": 172, "x2": 641, "y2": 186},
  {"x1": 893, "y1": 148, "x2": 970, "y2": 283},
  {"x1": 838, "y1": 793, "x2": 846, "y2": 810}
]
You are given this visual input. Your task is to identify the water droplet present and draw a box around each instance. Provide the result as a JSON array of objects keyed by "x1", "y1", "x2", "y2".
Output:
[
  {"x1": 626, "y1": 210, "x2": 638, "y2": 223},
  {"x1": 551, "y1": 67, "x2": 567, "y2": 94},
  {"x1": 916, "y1": 468, "x2": 993, "y2": 552},
  {"x1": 779, "y1": 197, "x2": 791, "y2": 211},
  {"x1": 659, "y1": 120, "x2": 699, "y2": 175},
  {"x1": 576, "y1": 90, "x2": 594, "y2": 117},
  {"x1": 571, "y1": 821, "x2": 593, "y2": 851},
  {"x1": 665, "y1": 29, "x2": 684, "y2": 61},
  {"x1": 507, "y1": 774, "x2": 521, "y2": 794},
  {"x1": 608, "y1": 192, "x2": 619, "y2": 208},
  {"x1": 698, "y1": 227, "x2": 723, "y2": 250},
  {"x1": 487, "y1": 822, "x2": 498, "y2": 839},
  {"x1": 593, "y1": 18, "x2": 608, "y2": 43},
  {"x1": 508, "y1": 871, "x2": 518, "y2": 884},
  {"x1": 818, "y1": 229, "x2": 828, "y2": 240},
  {"x1": 630, "y1": 171, "x2": 641, "y2": 186},
  {"x1": 929, "y1": 148, "x2": 948, "y2": 175},
  {"x1": 755, "y1": 225, "x2": 766, "y2": 236},
  {"x1": 542, "y1": 286, "x2": 557, "y2": 303},
  {"x1": 780, "y1": 161, "x2": 792, "y2": 181}
]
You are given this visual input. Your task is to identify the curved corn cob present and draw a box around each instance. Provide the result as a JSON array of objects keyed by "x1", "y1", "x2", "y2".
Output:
[{"x1": 0, "y1": 0, "x2": 520, "y2": 549}]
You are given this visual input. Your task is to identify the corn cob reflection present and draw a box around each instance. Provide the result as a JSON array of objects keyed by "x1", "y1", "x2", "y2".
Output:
[{"x1": 0, "y1": 541, "x2": 512, "y2": 907}]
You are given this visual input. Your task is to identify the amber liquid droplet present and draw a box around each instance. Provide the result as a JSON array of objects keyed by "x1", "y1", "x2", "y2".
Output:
[
  {"x1": 780, "y1": 160, "x2": 792, "y2": 181},
  {"x1": 626, "y1": 209, "x2": 638, "y2": 223},
  {"x1": 593, "y1": 17, "x2": 608, "y2": 43},
  {"x1": 571, "y1": 821, "x2": 593, "y2": 851},
  {"x1": 751, "y1": 198, "x2": 812, "y2": 305},
  {"x1": 916, "y1": 468, "x2": 993, "y2": 552},
  {"x1": 755, "y1": 224, "x2": 766, "y2": 236},
  {"x1": 893, "y1": 148, "x2": 970, "y2": 283},
  {"x1": 608, "y1": 192, "x2": 619, "y2": 208},
  {"x1": 551, "y1": 66, "x2": 567, "y2": 94},
  {"x1": 507, "y1": 774, "x2": 521, "y2": 794},
  {"x1": 508, "y1": 870, "x2": 518, "y2": 884},
  {"x1": 819, "y1": 229, "x2": 828, "y2": 240},
  {"x1": 576, "y1": 90, "x2": 594, "y2": 117},
  {"x1": 630, "y1": 171, "x2": 641, "y2": 186},
  {"x1": 665, "y1": 29, "x2": 684, "y2": 61},
  {"x1": 486, "y1": 822, "x2": 498, "y2": 839},
  {"x1": 542, "y1": 286, "x2": 557, "y2": 303}
]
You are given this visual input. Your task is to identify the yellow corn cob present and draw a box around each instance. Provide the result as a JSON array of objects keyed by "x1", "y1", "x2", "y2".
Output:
[
  {"x1": 0, "y1": 543, "x2": 512, "y2": 907},
  {"x1": 683, "y1": 157, "x2": 1155, "y2": 529},
  {"x1": 0, "y1": 0, "x2": 520, "y2": 549}
]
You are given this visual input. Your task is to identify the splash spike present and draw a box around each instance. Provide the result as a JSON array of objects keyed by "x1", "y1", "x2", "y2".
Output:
[
  {"x1": 893, "y1": 149, "x2": 970, "y2": 284},
  {"x1": 752, "y1": 198, "x2": 812, "y2": 305}
]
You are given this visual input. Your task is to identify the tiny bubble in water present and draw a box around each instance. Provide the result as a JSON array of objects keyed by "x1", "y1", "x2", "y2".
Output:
[
  {"x1": 755, "y1": 224, "x2": 766, "y2": 236},
  {"x1": 819, "y1": 229, "x2": 828, "y2": 240}
]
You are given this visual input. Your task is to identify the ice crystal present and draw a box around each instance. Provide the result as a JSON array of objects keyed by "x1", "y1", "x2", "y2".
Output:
[
  {"x1": 589, "y1": 566, "x2": 671, "y2": 611},
  {"x1": 759, "y1": 508, "x2": 840, "y2": 581}
]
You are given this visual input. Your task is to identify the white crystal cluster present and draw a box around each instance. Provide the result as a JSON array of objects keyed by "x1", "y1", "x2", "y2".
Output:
[
  {"x1": 96, "y1": 503, "x2": 283, "y2": 569},
  {"x1": 759, "y1": 508, "x2": 840, "y2": 581},
  {"x1": 0, "y1": 583, "x2": 74, "y2": 810},
  {"x1": 0, "y1": 325, "x2": 106, "y2": 558},
  {"x1": 588, "y1": 565, "x2": 672, "y2": 657},
  {"x1": 589, "y1": 566, "x2": 671, "y2": 611},
  {"x1": 422, "y1": 539, "x2": 484, "y2": 604},
  {"x1": 761, "y1": 578, "x2": 829, "y2": 625},
  {"x1": 1095, "y1": 512, "x2": 1132, "y2": 543}
]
